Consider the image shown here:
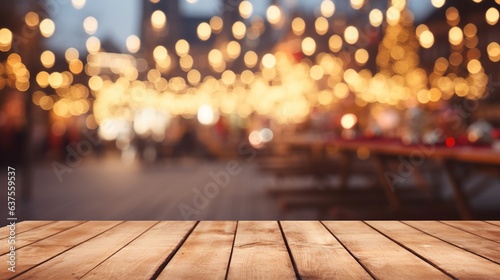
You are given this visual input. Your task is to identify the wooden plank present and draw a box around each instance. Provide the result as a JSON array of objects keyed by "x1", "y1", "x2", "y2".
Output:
[
  {"x1": 0, "y1": 221, "x2": 54, "y2": 238},
  {"x1": 404, "y1": 221, "x2": 500, "y2": 264},
  {"x1": 323, "y1": 221, "x2": 449, "y2": 279},
  {"x1": 0, "y1": 221, "x2": 121, "y2": 279},
  {"x1": 227, "y1": 221, "x2": 296, "y2": 280},
  {"x1": 0, "y1": 221, "x2": 83, "y2": 255},
  {"x1": 281, "y1": 221, "x2": 371, "y2": 279},
  {"x1": 157, "y1": 221, "x2": 236, "y2": 280},
  {"x1": 441, "y1": 221, "x2": 500, "y2": 243},
  {"x1": 367, "y1": 221, "x2": 500, "y2": 279},
  {"x1": 485, "y1": 221, "x2": 500, "y2": 227},
  {"x1": 82, "y1": 221, "x2": 196, "y2": 279},
  {"x1": 15, "y1": 221, "x2": 157, "y2": 280}
]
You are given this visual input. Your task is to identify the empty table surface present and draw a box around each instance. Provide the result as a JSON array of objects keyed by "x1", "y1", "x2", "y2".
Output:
[{"x1": 1, "y1": 220, "x2": 500, "y2": 279}]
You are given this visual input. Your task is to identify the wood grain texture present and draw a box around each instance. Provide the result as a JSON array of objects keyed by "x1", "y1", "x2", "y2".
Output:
[
  {"x1": 157, "y1": 221, "x2": 236, "y2": 280},
  {"x1": 15, "y1": 221, "x2": 157, "y2": 280},
  {"x1": 323, "y1": 221, "x2": 449, "y2": 280},
  {"x1": 227, "y1": 221, "x2": 296, "y2": 280},
  {"x1": 83, "y1": 221, "x2": 196, "y2": 279},
  {"x1": 0, "y1": 221, "x2": 54, "y2": 238},
  {"x1": 0, "y1": 221, "x2": 121, "y2": 279},
  {"x1": 404, "y1": 221, "x2": 500, "y2": 264},
  {"x1": 3, "y1": 221, "x2": 500, "y2": 279},
  {"x1": 367, "y1": 221, "x2": 500, "y2": 279},
  {"x1": 485, "y1": 221, "x2": 500, "y2": 227},
  {"x1": 441, "y1": 221, "x2": 500, "y2": 243},
  {"x1": 281, "y1": 221, "x2": 372, "y2": 279},
  {"x1": 0, "y1": 221, "x2": 83, "y2": 255}
]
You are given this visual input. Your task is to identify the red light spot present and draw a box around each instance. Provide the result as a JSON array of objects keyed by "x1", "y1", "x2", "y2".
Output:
[{"x1": 445, "y1": 137, "x2": 456, "y2": 147}]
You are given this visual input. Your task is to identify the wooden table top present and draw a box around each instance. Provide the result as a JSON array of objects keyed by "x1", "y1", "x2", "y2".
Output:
[
  {"x1": 285, "y1": 136, "x2": 500, "y2": 165},
  {"x1": 2, "y1": 221, "x2": 500, "y2": 279}
]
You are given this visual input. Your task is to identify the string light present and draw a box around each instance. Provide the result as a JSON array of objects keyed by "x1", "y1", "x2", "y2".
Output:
[{"x1": 2, "y1": 0, "x2": 493, "y2": 129}]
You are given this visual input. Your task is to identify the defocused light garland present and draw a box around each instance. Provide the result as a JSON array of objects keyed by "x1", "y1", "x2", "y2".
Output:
[{"x1": 0, "y1": 0, "x2": 498, "y2": 140}]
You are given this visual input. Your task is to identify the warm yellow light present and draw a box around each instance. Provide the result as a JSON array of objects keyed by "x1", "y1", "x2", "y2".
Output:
[
  {"x1": 49, "y1": 72, "x2": 63, "y2": 88},
  {"x1": 449, "y1": 52, "x2": 463, "y2": 66},
  {"x1": 262, "y1": 53, "x2": 276, "y2": 68},
  {"x1": 315, "y1": 17, "x2": 328, "y2": 35},
  {"x1": 40, "y1": 19, "x2": 55, "y2": 38},
  {"x1": 197, "y1": 22, "x2": 211, "y2": 41},
  {"x1": 88, "y1": 76, "x2": 103, "y2": 91},
  {"x1": 153, "y1": 45, "x2": 168, "y2": 61},
  {"x1": 355, "y1": 48, "x2": 369, "y2": 65},
  {"x1": 151, "y1": 10, "x2": 166, "y2": 30},
  {"x1": 39, "y1": 96, "x2": 54, "y2": 110},
  {"x1": 208, "y1": 49, "x2": 224, "y2": 67},
  {"x1": 40, "y1": 50, "x2": 55, "y2": 68},
  {"x1": 320, "y1": 0, "x2": 335, "y2": 18},
  {"x1": 369, "y1": 9, "x2": 383, "y2": 27},
  {"x1": 417, "y1": 90, "x2": 429, "y2": 104},
  {"x1": 386, "y1": 7, "x2": 400, "y2": 25},
  {"x1": 221, "y1": 70, "x2": 236, "y2": 85},
  {"x1": 36, "y1": 71, "x2": 50, "y2": 88},
  {"x1": 69, "y1": 59, "x2": 83, "y2": 74},
  {"x1": 179, "y1": 55, "x2": 193, "y2": 71},
  {"x1": 415, "y1": 24, "x2": 428, "y2": 37},
  {"x1": 86, "y1": 37, "x2": 100, "y2": 53},
  {"x1": 334, "y1": 83, "x2": 349, "y2": 99},
  {"x1": 25, "y1": 12, "x2": 40, "y2": 28},
  {"x1": 344, "y1": 26, "x2": 359, "y2": 45},
  {"x1": 431, "y1": 0, "x2": 445, "y2": 8},
  {"x1": 175, "y1": 39, "x2": 189, "y2": 56},
  {"x1": 434, "y1": 57, "x2": 449, "y2": 74},
  {"x1": 428, "y1": 88, "x2": 442, "y2": 102},
  {"x1": 126, "y1": 35, "x2": 141, "y2": 53},
  {"x1": 487, "y1": 42, "x2": 500, "y2": 62},
  {"x1": 241, "y1": 70, "x2": 254, "y2": 84},
  {"x1": 341, "y1": 114, "x2": 357, "y2": 129},
  {"x1": 0, "y1": 28, "x2": 12, "y2": 51},
  {"x1": 446, "y1": 7, "x2": 459, "y2": 25},
  {"x1": 302, "y1": 37, "x2": 316, "y2": 56},
  {"x1": 310, "y1": 65, "x2": 324, "y2": 80},
  {"x1": 329, "y1": 35, "x2": 343, "y2": 52},
  {"x1": 463, "y1": 23, "x2": 477, "y2": 37},
  {"x1": 65, "y1": 48, "x2": 79, "y2": 62},
  {"x1": 291, "y1": 17, "x2": 305, "y2": 36},
  {"x1": 198, "y1": 104, "x2": 218, "y2": 126},
  {"x1": 232, "y1": 21, "x2": 246, "y2": 40},
  {"x1": 83, "y1": 16, "x2": 98, "y2": 35},
  {"x1": 419, "y1": 30, "x2": 434, "y2": 49},
  {"x1": 449, "y1": 27, "x2": 463, "y2": 45},
  {"x1": 239, "y1": 1, "x2": 253, "y2": 19},
  {"x1": 392, "y1": 0, "x2": 407, "y2": 10},
  {"x1": 486, "y1": 8, "x2": 499, "y2": 25},
  {"x1": 318, "y1": 90, "x2": 333, "y2": 105},
  {"x1": 267, "y1": 5, "x2": 282, "y2": 25},
  {"x1": 32, "y1": 91, "x2": 45, "y2": 106},
  {"x1": 227, "y1": 41, "x2": 241, "y2": 60},
  {"x1": 187, "y1": 69, "x2": 201, "y2": 85},
  {"x1": 244, "y1": 51, "x2": 258, "y2": 68},
  {"x1": 71, "y1": 0, "x2": 86, "y2": 9},
  {"x1": 210, "y1": 16, "x2": 223, "y2": 34},
  {"x1": 467, "y1": 59, "x2": 482, "y2": 74},
  {"x1": 350, "y1": 0, "x2": 364, "y2": 10}
]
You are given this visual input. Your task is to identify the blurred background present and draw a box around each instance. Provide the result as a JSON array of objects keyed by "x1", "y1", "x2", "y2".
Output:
[{"x1": 1, "y1": 0, "x2": 500, "y2": 224}]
